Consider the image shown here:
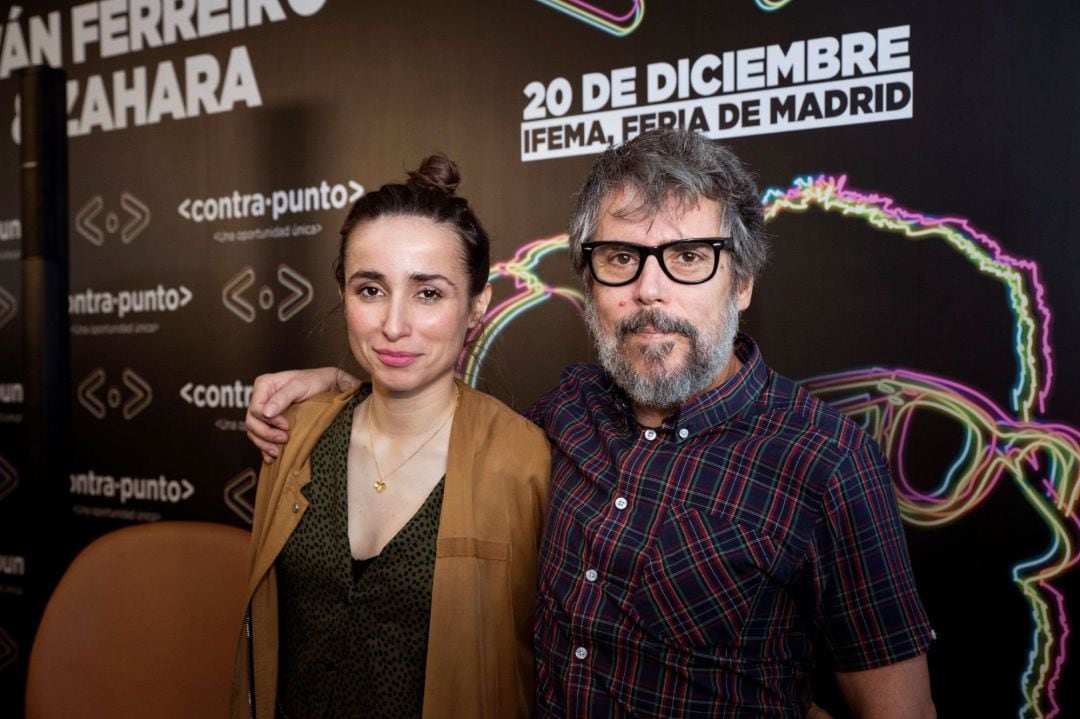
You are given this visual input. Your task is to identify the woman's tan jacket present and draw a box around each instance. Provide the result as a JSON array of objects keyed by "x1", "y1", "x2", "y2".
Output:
[{"x1": 231, "y1": 382, "x2": 550, "y2": 719}]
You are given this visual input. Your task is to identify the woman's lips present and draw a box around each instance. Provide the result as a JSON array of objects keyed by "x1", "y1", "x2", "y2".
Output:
[{"x1": 375, "y1": 350, "x2": 421, "y2": 367}]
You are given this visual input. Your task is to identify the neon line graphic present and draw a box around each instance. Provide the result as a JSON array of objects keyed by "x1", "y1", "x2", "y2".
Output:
[
  {"x1": 533, "y1": 0, "x2": 644, "y2": 37},
  {"x1": 764, "y1": 176, "x2": 1075, "y2": 719},
  {"x1": 466, "y1": 177, "x2": 1075, "y2": 717},
  {"x1": 459, "y1": 235, "x2": 584, "y2": 385},
  {"x1": 467, "y1": 177, "x2": 1074, "y2": 717},
  {"x1": 756, "y1": 0, "x2": 797, "y2": 10},
  {"x1": 807, "y1": 369, "x2": 1078, "y2": 719},
  {"x1": 762, "y1": 175, "x2": 1054, "y2": 420}
]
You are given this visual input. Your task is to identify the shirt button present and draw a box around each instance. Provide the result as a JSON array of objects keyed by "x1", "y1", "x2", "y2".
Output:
[
  {"x1": 678, "y1": 428, "x2": 689, "y2": 439},
  {"x1": 643, "y1": 429, "x2": 657, "y2": 441},
  {"x1": 585, "y1": 569, "x2": 598, "y2": 582},
  {"x1": 614, "y1": 497, "x2": 628, "y2": 510},
  {"x1": 574, "y1": 646, "x2": 588, "y2": 660}
]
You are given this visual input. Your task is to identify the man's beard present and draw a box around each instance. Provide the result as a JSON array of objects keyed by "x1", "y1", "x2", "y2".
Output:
[{"x1": 584, "y1": 293, "x2": 740, "y2": 412}]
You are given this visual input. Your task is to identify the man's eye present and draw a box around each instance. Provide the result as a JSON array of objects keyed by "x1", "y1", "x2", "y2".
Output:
[
  {"x1": 677, "y1": 251, "x2": 704, "y2": 263},
  {"x1": 601, "y1": 247, "x2": 638, "y2": 266}
]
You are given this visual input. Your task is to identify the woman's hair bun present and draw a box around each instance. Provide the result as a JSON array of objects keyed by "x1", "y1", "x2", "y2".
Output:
[{"x1": 407, "y1": 153, "x2": 461, "y2": 195}]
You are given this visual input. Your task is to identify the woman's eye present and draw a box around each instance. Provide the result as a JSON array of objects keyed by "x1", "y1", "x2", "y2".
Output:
[
  {"x1": 355, "y1": 285, "x2": 382, "y2": 299},
  {"x1": 418, "y1": 288, "x2": 442, "y2": 301}
]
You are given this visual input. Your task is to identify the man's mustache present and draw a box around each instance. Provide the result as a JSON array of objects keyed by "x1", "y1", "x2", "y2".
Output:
[{"x1": 616, "y1": 310, "x2": 698, "y2": 341}]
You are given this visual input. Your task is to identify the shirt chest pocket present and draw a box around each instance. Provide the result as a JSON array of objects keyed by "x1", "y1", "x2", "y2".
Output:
[
  {"x1": 437, "y1": 536, "x2": 510, "y2": 561},
  {"x1": 629, "y1": 507, "x2": 778, "y2": 648}
]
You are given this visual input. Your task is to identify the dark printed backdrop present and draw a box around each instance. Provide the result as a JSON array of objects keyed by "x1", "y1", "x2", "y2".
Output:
[{"x1": 0, "y1": 1, "x2": 1077, "y2": 716}]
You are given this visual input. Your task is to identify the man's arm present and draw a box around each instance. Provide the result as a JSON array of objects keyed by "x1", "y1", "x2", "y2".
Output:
[
  {"x1": 245, "y1": 367, "x2": 359, "y2": 462},
  {"x1": 835, "y1": 654, "x2": 935, "y2": 719},
  {"x1": 807, "y1": 703, "x2": 836, "y2": 719}
]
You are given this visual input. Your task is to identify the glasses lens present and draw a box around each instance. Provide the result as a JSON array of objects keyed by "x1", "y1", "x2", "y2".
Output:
[
  {"x1": 590, "y1": 243, "x2": 642, "y2": 284},
  {"x1": 662, "y1": 241, "x2": 717, "y2": 282}
]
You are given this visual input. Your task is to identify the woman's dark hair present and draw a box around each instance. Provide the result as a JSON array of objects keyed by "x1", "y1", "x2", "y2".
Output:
[{"x1": 334, "y1": 153, "x2": 490, "y2": 298}]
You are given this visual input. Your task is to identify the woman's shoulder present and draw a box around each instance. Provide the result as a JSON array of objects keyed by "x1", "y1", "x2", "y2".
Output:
[
  {"x1": 457, "y1": 384, "x2": 547, "y2": 444},
  {"x1": 283, "y1": 386, "x2": 365, "y2": 440},
  {"x1": 451, "y1": 386, "x2": 550, "y2": 505}
]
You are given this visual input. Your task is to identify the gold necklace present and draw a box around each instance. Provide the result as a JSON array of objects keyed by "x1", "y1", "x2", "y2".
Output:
[{"x1": 366, "y1": 388, "x2": 460, "y2": 493}]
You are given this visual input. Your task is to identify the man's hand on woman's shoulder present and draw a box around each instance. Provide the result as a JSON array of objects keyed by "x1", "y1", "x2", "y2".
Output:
[{"x1": 245, "y1": 367, "x2": 358, "y2": 462}]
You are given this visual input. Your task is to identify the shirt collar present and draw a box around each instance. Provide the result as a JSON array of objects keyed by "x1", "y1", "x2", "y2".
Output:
[{"x1": 601, "y1": 332, "x2": 767, "y2": 440}]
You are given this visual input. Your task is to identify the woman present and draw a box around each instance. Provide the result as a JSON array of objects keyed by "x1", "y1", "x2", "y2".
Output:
[{"x1": 233, "y1": 154, "x2": 550, "y2": 719}]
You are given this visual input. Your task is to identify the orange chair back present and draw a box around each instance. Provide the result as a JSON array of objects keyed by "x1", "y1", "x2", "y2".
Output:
[{"x1": 25, "y1": 521, "x2": 250, "y2": 719}]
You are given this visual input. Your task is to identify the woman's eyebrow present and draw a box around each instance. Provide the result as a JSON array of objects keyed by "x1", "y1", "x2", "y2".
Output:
[
  {"x1": 348, "y1": 269, "x2": 385, "y2": 282},
  {"x1": 412, "y1": 272, "x2": 456, "y2": 286}
]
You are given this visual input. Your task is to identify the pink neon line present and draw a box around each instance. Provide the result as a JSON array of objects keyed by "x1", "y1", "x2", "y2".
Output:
[
  {"x1": 826, "y1": 176, "x2": 1055, "y2": 413},
  {"x1": 486, "y1": 292, "x2": 550, "y2": 319},
  {"x1": 811, "y1": 366, "x2": 1015, "y2": 425},
  {"x1": 1041, "y1": 582, "x2": 1069, "y2": 718},
  {"x1": 560, "y1": 0, "x2": 640, "y2": 23},
  {"x1": 893, "y1": 401, "x2": 922, "y2": 497}
]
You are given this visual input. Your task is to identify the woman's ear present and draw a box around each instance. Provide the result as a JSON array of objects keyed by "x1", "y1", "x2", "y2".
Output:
[{"x1": 470, "y1": 283, "x2": 493, "y2": 328}]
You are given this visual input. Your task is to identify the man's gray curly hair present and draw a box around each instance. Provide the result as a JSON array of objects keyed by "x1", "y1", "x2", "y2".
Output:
[{"x1": 567, "y1": 128, "x2": 768, "y2": 293}]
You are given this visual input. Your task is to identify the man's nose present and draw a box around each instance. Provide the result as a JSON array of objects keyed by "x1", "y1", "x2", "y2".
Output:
[{"x1": 633, "y1": 254, "x2": 670, "y2": 304}]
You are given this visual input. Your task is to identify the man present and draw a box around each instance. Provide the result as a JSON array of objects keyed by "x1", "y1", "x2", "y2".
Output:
[{"x1": 246, "y1": 128, "x2": 935, "y2": 717}]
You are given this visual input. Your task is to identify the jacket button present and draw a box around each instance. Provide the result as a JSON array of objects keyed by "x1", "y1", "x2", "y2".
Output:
[{"x1": 292, "y1": 503, "x2": 300, "y2": 513}]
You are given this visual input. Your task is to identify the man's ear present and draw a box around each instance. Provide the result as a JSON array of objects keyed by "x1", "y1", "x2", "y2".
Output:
[{"x1": 736, "y1": 276, "x2": 753, "y2": 312}]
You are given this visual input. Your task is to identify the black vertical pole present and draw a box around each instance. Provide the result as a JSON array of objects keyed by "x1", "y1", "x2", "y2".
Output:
[{"x1": 18, "y1": 66, "x2": 69, "y2": 615}]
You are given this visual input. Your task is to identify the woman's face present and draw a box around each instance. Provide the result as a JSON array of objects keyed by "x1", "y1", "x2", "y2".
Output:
[{"x1": 341, "y1": 215, "x2": 490, "y2": 398}]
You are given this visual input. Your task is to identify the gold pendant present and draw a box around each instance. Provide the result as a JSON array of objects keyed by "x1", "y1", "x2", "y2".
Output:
[{"x1": 373, "y1": 480, "x2": 387, "y2": 493}]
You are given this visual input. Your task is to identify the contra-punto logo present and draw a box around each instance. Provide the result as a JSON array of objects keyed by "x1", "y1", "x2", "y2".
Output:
[
  {"x1": 224, "y1": 467, "x2": 257, "y2": 525},
  {"x1": 75, "y1": 192, "x2": 151, "y2": 246},
  {"x1": 180, "y1": 380, "x2": 253, "y2": 409},
  {"x1": 77, "y1": 368, "x2": 152, "y2": 420},
  {"x1": 0, "y1": 455, "x2": 18, "y2": 502},
  {"x1": 222, "y1": 264, "x2": 313, "y2": 322},
  {"x1": 69, "y1": 469, "x2": 194, "y2": 505},
  {"x1": 0, "y1": 285, "x2": 16, "y2": 330},
  {"x1": 0, "y1": 219, "x2": 18, "y2": 261},
  {"x1": 0, "y1": 627, "x2": 17, "y2": 672},
  {"x1": 179, "y1": 178, "x2": 363, "y2": 224}
]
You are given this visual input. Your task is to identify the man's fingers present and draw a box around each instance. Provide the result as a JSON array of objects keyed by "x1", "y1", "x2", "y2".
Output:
[
  {"x1": 247, "y1": 430, "x2": 282, "y2": 461},
  {"x1": 263, "y1": 377, "x2": 320, "y2": 418},
  {"x1": 245, "y1": 408, "x2": 290, "y2": 442},
  {"x1": 265, "y1": 412, "x2": 290, "y2": 431},
  {"x1": 334, "y1": 368, "x2": 361, "y2": 391}
]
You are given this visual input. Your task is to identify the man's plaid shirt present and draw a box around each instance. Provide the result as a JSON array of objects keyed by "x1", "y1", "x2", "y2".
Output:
[{"x1": 526, "y1": 334, "x2": 933, "y2": 717}]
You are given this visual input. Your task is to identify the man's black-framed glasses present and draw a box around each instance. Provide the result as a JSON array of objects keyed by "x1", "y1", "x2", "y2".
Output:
[{"x1": 581, "y1": 237, "x2": 732, "y2": 287}]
